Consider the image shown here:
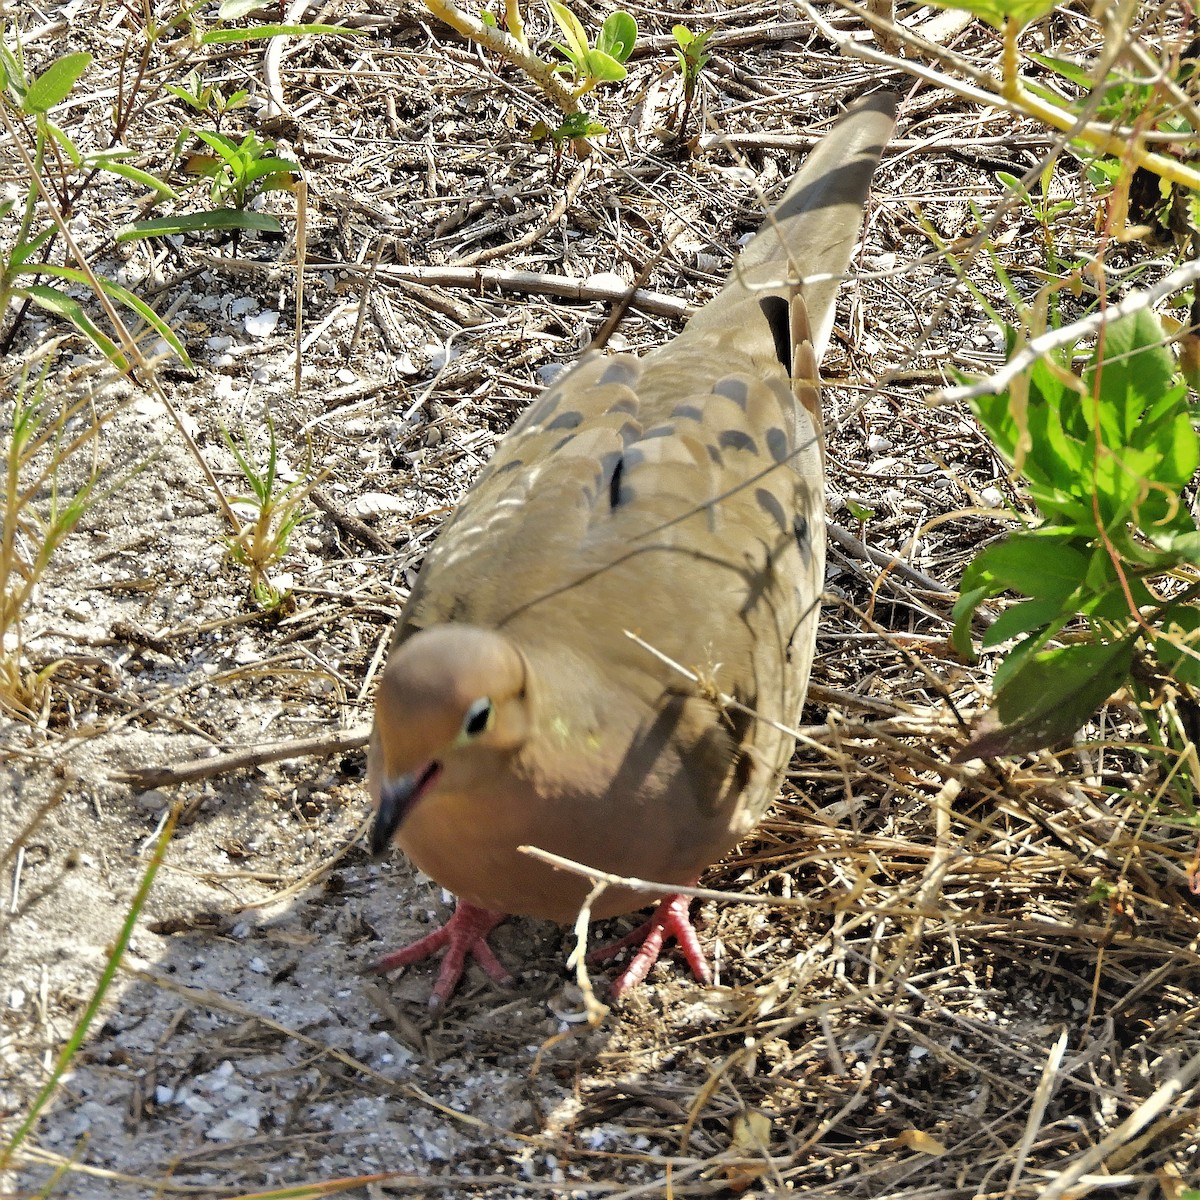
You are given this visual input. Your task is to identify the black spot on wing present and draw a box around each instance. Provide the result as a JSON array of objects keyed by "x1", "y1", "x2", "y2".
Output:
[
  {"x1": 532, "y1": 387, "x2": 566, "y2": 420},
  {"x1": 672, "y1": 403, "x2": 704, "y2": 421},
  {"x1": 727, "y1": 690, "x2": 757, "y2": 796},
  {"x1": 444, "y1": 594, "x2": 471, "y2": 623},
  {"x1": 766, "y1": 427, "x2": 790, "y2": 464},
  {"x1": 760, "y1": 295, "x2": 791, "y2": 373},
  {"x1": 755, "y1": 487, "x2": 789, "y2": 532},
  {"x1": 713, "y1": 378, "x2": 750, "y2": 409},
  {"x1": 793, "y1": 513, "x2": 810, "y2": 554},
  {"x1": 608, "y1": 454, "x2": 625, "y2": 510},
  {"x1": 546, "y1": 410, "x2": 584, "y2": 432},
  {"x1": 719, "y1": 429, "x2": 757, "y2": 454},
  {"x1": 731, "y1": 749, "x2": 755, "y2": 797}
]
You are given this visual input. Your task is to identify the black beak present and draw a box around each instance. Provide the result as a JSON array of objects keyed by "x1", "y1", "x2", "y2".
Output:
[{"x1": 370, "y1": 763, "x2": 439, "y2": 857}]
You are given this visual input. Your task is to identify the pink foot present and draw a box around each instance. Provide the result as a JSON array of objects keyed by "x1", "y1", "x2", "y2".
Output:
[
  {"x1": 371, "y1": 902, "x2": 512, "y2": 1008},
  {"x1": 589, "y1": 894, "x2": 711, "y2": 999}
]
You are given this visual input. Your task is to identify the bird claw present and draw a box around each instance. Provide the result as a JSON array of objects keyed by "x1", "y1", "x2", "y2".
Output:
[
  {"x1": 590, "y1": 894, "x2": 711, "y2": 999},
  {"x1": 372, "y1": 902, "x2": 512, "y2": 1007}
]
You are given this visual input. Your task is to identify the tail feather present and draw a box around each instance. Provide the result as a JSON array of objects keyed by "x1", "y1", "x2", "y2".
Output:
[{"x1": 686, "y1": 91, "x2": 897, "y2": 363}]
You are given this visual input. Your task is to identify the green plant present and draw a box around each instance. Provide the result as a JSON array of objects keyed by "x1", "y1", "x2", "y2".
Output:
[
  {"x1": 164, "y1": 66, "x2": 249, "y2": 129},
  {"x1": 0, "y1": 806, "x2": 177, "y2": 1171},
  {"x1": 530, "y1": 109, "x2": 608, "y2": 169},
  {"x1": 222, "y1": 412, "x2": 320, "y2": 610},
  {"x1": 951, "y1": 308, "x2": 1200, "y2": 780},
  {"x1": 0, "y1": 352, "x2": 145, "y2": 717},
  {"x1": 547, "y1": 3, "x2": 635, "y2": 96},
  {"x1": 119, "y1": 129, "x2": 299, "y2": 243},
  {"x1": 194, "y1": 129, "x2": 297, "y2": 210},
  {"x1": 420, "y1": 1, "x2": 634, "y2": 144},
  {"x1": 0, "y1": 39, "x2": 187, "y2": 370},
  {"x1": 670, "y1": 24, "x2": 714, "y2": 136},
  {"x1": 809, "y1": 0, "x2": 1200, "y2": 195}
]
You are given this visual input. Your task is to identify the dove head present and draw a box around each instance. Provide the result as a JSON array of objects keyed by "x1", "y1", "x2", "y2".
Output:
[{"x1": 368, "y1": 624, "x2": 530, "y2": 856}]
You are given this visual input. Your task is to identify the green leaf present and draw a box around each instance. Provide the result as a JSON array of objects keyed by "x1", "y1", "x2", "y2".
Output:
[
  {"x1": 997, "y1": 170, "x2": 1031, "y2": 206},
  {"x1": 10, "y1": 226, "x2": 55, "y2": 269},
  {"x1": 581, "y1": 49, "x2": 626, "y2": 84},
  {"x1": 243, "y1": 155, "x2": 299, "y2": 184},
  {"x1": 201, "y1": 23, "x2": 357, "y2": 42},
  {"x1": 21, "y1": 268, "x2": 192, "y2": 368},
  {"x1": 551, "y1": 111, "x2": 607, "y2": 140},
  {"x1": 981, "y1": 596, "x2": 1065, "y2": 648},
  {"x1": 1155, "y1": 605, "x2": 1200, "y2": 687},
  {"x1": 956, "y1": 637, "x2": 1136, "y2": 760},
  {"x1": 85, "y1": 156, "x2": 181, "y2": 200},
  {"x1": 963, "y1": 535, "x2": 1088, "y2": 605},
  {"x1": 24, "y1": 285, "x2": 126, "y2": 369},
  {"x1": 1084, "y1": 309, "x2": 1174, "y2": 446},
  {"x1": 990, "y1": 626, "x2": 1057, "y2": 694},
  {"x1": 117, "y1": 209, "x2": 284, "y2": 239},
  {"x1": 193, "y1": 128, "x2": 241, "y2": 163},
  {"x1": 44, "y1": 119, "x2": 83, "y2": 166},
  {"x1": 1145, "y1": 405, "x2": 1199, "y2": 491},
  {"x1": 1025, "y1": 50, "x2": 1093, "y2": 88},
  {"x1": 596, "y1": 10, "x2": 637, "y2": 63},
  {"x1": 548, "y1": 0, "x2": 590, "y2": 66},
  {"x1": 25, "y1": 51, "x2": 92, "y2": 113},
  {"x1": 97, "y1": 281, "x2": 193, "y2": 370},
  {"x1": 951, "y1": 584, "x2": 991, "y2": 659},
  {"x1": 1148, "y1": 529, "x2": 1200, "y2": 562},
  {"x1": 923, "y1": 0, "x2": 1056, "y2": 28}
]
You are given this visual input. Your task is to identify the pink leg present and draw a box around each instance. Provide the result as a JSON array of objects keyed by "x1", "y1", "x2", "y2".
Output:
[
  {"x1": 589, "y1": 894, "x2": 711, "y2": 999},
  {"x1": 372, "y1": 902, "x2": 512, "y2": 1008}
]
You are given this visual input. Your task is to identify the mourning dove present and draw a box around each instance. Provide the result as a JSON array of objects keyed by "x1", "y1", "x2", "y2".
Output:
[{"x1": 368, "y1": 92, "x2": 896, "y2": 1006}]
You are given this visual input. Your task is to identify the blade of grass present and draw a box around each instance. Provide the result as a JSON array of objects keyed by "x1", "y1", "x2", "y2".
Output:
[{"x1": 0, "y1": 804, "x2": 179, "y2": 1170}]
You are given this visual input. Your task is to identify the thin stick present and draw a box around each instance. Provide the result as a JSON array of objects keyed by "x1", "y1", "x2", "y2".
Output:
[
  {"x1": 1005, "y1": 1028, "x2": 1069, "y2": 1198},
  {"x1": 517, "y1": 845, "x2": 812, "y2": 909},
  {"x1": 112, "y1": 726, "x2": 370, "y2": 790},
  {"x1": 1037, "y1": 1047, "x2": 1200, "y2": 1200},
  {"x1": 930, "y1": 256, "x2": 1200, "y2": 407}
]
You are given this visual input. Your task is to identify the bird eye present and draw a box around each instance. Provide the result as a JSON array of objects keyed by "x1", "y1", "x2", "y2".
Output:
[{"x1": 461, "y1": 698, "x2": 494, "y2": 738}]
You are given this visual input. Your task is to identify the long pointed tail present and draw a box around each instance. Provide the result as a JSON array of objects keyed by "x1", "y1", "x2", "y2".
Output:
[{"x1": 685, "y1": 91, "x2": 897, "y2": 363}]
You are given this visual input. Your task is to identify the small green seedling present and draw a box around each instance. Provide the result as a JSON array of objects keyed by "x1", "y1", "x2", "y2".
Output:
[
  {"x1": 190, "y1": 129, "x2": 298, "y2": 211},
  {"x1": 222, "y1": 412, "x2": 319, "y2": 610},
  {"x1": 207, "y1": 0, "x2": 356, "y2": 42},
  {"x1": 164, "y1": 68, "x2": 249, "y2": 130},
  {"x1": 670, "y1": 24, "x2": 714, "y2": 135},
  {"x1": 119, "y1": 129, "x2": 299, "y2": 242},
  {"x1": 0, "y1": 352, "x2": 147, "y2": 718},
  {"x1": 547, "y1": 3, "x2": 636, "y2": 95},
  {"x1": 531, "y1": 109, "x2": 607, "y2": 167}
]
